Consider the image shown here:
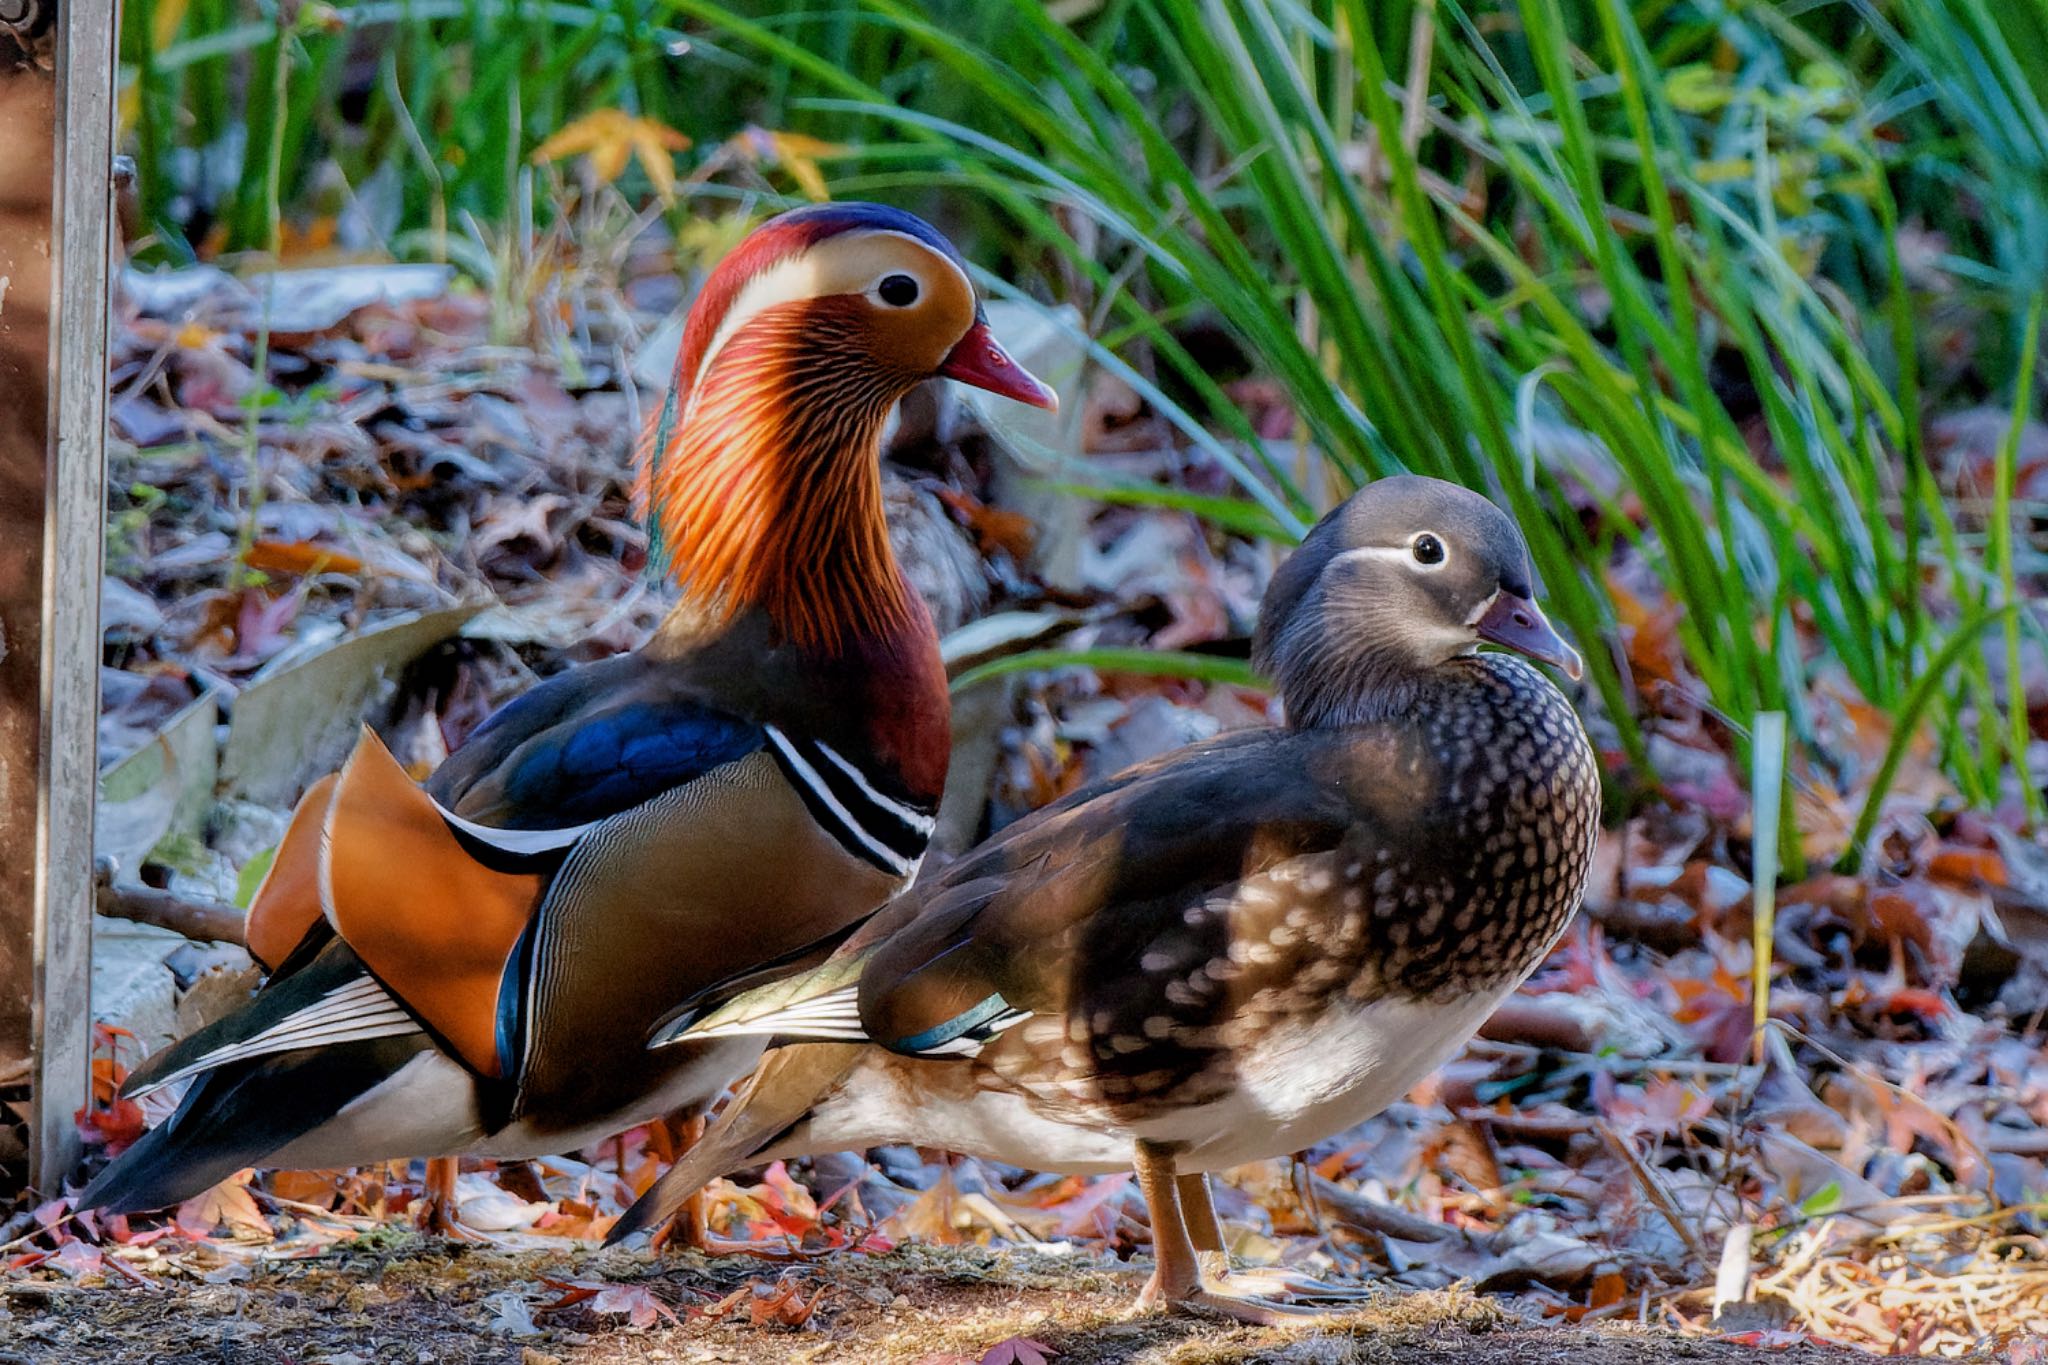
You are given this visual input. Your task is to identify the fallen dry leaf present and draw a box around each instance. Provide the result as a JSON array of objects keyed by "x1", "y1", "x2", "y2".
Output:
[
  {"x1": 175, "y1": 1175, "x2": 273, "y2": 1240},
  {"x1": 241, "y1": 539, "x2": 365, "y2": 578}
]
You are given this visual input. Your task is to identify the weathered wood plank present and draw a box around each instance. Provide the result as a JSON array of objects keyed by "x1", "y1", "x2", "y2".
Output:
[{"x1": 0, "y1": 0, "x2": 118, "y2": 1192}]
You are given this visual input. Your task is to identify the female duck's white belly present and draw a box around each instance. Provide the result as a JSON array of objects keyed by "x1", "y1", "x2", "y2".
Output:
[
  {"x1": 787, "y1": 985, "x2": 1518, "y2": 1177},
  {"x1": 789, "y1": 1053, "x2": 1133, "y2": 1174},
  {"x1": 1169, "y1": 987, "x2": 1509, "y2": 1172}
]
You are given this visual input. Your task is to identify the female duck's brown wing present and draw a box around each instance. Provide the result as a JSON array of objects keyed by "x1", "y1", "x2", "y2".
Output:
[
  {"x1": 851, "y1": 727, "x2": 1383, "y2": 1060},
  {"x1": 662, "y1": 726, "x2": 1407, "y2": 1061},
  {"x1": 620, "y1": 726, "x2": 1416, "y2": 1247}
]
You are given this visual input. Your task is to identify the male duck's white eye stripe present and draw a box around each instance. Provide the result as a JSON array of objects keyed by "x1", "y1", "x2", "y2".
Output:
[
  {"x1": 849, "y1": 229, "x2": 972, "y2": 302},
  {"x1": 692, "y1": 253, "x2": 830, "y2": 404},
  {"x1": 813, "y1": 738, "x2": 938, "y2": 836},
  {"x1": 765, "y1": 727, "x2": 924, "y2": 878},
  {"x1": 690, "y1": 229, "x2": 976, "y2": 411}
]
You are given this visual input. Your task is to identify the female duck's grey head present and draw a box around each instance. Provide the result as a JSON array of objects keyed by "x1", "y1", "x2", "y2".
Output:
[{"x1": 1253, "y1": 475, "x2": 1582, "y2": 728}]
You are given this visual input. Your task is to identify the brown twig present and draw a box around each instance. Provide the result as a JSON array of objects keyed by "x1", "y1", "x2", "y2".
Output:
[
  {"x1": 1583, "y1": 898, "x2": 1702, "y2": 954},
  {"x1": 1307, "y1": 1174, "x2": 1476, "y2": 1247},
  {"x1": 1292, "y1": 1157, "x2": 1371, "y2": 1278},
  {"x1": 93, "y1": 866, "x2": 245, "y2": 946},
  {"x1": 1599, "y1": 1121, "x2": 1709, "y2": 1266},
  {"x1": 1454, "y1": 1107, "x2": 1600, "y2": 1139}
]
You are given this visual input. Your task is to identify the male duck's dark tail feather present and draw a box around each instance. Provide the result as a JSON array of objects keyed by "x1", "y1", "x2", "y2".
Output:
[
  {"x1": 605, "y1": 1042, "x2": 860, "y2": 1246},
  {"x1": 78, "y1": 1035, "x2": 423, "y2": 1216}
]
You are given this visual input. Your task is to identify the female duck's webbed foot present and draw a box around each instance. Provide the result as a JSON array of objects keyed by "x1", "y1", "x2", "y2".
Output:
[
  {"x1": 1130, "y1": 1147, "x2": 1347, "y2": 1326},
  {"x1": 1174, "y1": 1171, "x2": 1374, "y2": 1305}
]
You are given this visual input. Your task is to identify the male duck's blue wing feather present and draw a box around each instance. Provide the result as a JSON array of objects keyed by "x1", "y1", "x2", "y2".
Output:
[
  {"x1": 491, "y1": 698, "x2": 765, "y2": 827},
  {"x1": 428, "y1": 653, "x2": 766, "y2": 838}
]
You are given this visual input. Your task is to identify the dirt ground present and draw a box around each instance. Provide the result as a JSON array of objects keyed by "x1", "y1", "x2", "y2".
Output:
[{"x1": 0, "y1": 1238, "x2": 1884, "y2": 1365}]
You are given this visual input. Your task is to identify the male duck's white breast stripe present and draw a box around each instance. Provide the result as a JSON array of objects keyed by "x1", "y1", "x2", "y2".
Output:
[
  {"x1": 430, "y1": 734, "x2": 928, "y2": 874},
  {"x1": 813, "y1": 741, "x2": 937, "y2": 836},
  {"x1": 434, "y1": 802, "x2": 594, "y2": 856},
  {"x1": 765, "y1": 727, "x2": 929, "y2": 879}
]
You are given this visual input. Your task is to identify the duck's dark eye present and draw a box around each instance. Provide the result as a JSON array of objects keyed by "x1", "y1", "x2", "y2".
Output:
[
  {"x1": 878, "y1": 274, "x2": 920, "y2": 307},
  {"x1": 1412, "y1": 533, "x2": 1445, "y2": 566}
]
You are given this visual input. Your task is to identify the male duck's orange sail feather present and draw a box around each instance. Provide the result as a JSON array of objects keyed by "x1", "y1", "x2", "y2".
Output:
[
  {"x1": 243, "y1": 771, "x2": 338, "y2": 972},
  {"x1": 318, "y1": 728, "x2": 541, "y2": 1078}
]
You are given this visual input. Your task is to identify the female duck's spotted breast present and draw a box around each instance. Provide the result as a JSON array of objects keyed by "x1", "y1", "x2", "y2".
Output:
[{"x1": 1348, "y1": 654, "x2": 1600, "y2": 1000}]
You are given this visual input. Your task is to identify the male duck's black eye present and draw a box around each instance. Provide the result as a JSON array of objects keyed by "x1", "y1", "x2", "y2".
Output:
[
  {"x1": 1412, "y1": 533, "x2": 1445, "y2": 566},
  {"x1": 878, "y1": 274, "x2": 920, "y2": 307}
]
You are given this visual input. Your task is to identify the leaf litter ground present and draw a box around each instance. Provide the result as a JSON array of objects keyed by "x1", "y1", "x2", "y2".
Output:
[
  {"x1": 2, "y1": 1236, "x2": 1876, "y2": 1364},
  {"x1": 9, "y1": 209, "x2": 2048, "y2": 1360}
]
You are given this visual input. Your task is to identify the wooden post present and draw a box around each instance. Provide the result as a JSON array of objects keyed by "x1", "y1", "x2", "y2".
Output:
[{"x1": 0, "y1": 0, "x2": 117, "y2": 1193}]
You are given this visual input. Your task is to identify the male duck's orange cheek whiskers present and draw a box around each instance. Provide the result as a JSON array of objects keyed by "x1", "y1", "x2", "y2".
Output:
[{"x1": 638, "y1": 308, "x2": 915, "y2": 652}]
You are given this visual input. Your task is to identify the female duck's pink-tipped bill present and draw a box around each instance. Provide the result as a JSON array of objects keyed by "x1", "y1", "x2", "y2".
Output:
[
  {"x1": 1477, "y1": 591, "x2": 1583, "y2": 680},
  {"x1": 940, "y1": 321, "x2": 1058, "y2": 412}
]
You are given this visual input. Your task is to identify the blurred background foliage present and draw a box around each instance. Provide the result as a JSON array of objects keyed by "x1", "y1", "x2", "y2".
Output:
[{"x1": 121, "y1": 0, "x2": 2048, "y2": 846}]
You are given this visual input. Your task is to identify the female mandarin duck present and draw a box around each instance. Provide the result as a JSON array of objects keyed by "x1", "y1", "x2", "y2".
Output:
[
  {"x1": 609, "y1": 477, "x2": 1600, "y2": 1321},
  {"x1": 80, "y1": 203, "x2": 1056, "y2": 1222}
]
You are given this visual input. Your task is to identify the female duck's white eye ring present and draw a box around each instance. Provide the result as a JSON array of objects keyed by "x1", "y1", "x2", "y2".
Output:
[
  {"x1": 1411, "y1": 532, "x2": 1447, "y2": 567},
  {"x1": 876, "y1": 273, "x2": 920, "y2": 307}
]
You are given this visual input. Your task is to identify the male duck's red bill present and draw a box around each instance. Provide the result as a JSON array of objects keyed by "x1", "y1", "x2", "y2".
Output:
[{"x1": 939, "y1": 319, "x2": 1058, "y2": 412}]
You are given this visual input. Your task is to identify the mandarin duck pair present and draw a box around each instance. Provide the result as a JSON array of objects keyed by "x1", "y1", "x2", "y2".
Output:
[
  {"x1": 85, "y1": 203, "x2": 1602, "y2": 1327},
  {"x1": 608, "y1": 476, "x2": 1601, "y2": 1322},
  {"x1": 81, "y1": 203, "x2": 1056, "y2": 1219}
]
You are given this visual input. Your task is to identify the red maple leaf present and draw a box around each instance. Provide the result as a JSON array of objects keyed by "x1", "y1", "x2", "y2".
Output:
[{"x1": 74, "y1": 1095, "x2": 146, "y2": 1156}]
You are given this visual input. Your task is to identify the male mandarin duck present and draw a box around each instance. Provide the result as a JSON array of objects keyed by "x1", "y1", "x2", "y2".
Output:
[
  {"x1": 607, "y1": 476, "x2": 1601, "y2": 1320},
  {"x1": 79, "y1": 202, "x2": 1057, "y2": 1222}
]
